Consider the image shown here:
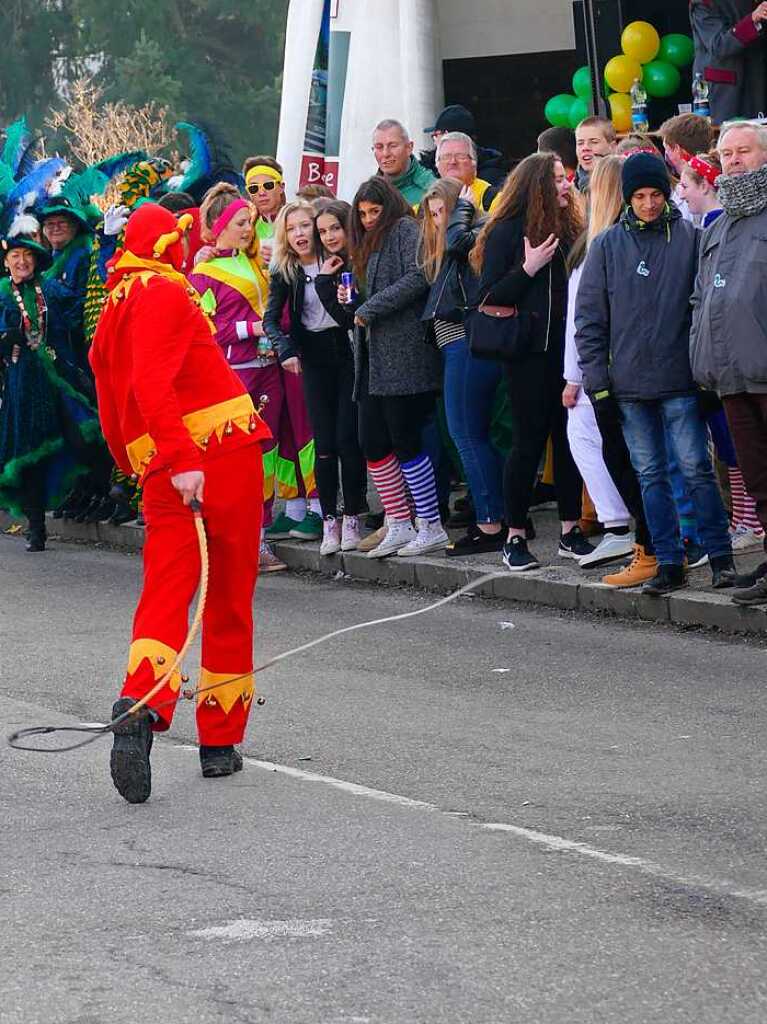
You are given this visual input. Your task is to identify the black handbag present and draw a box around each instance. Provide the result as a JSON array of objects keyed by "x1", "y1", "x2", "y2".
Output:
[{"x1": 465, "y1": 296, "x2": 534, "y2": 363}]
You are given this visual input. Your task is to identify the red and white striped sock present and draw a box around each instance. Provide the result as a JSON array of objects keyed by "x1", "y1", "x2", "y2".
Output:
[
  {"x1": 368, "y1": 454, "x2": 410, "y2": 522},
  {"x1": 729, "y1": 467, "x2": 764, "y2": 533}
]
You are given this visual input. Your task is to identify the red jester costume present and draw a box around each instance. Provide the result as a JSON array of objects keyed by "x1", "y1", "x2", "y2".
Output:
[{"x1": 89, "y1": 203, "x2": 271, "y2": 801}]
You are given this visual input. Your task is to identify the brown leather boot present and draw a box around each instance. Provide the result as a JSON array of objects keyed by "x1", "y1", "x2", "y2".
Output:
[{"x1": 602, "y1": 544, "x2": 658, "y2": 588}]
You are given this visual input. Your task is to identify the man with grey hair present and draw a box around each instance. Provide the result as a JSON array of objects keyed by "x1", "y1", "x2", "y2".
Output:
[
  {"x1": 435, "y1": 131, "x2": 496, "y2": 211},
  {"x1": 372, "y1": 118, "x2": 435, "y2": 205},
  {"x1": 690, "y1": 121, "x2": 767, "y2": 603}
]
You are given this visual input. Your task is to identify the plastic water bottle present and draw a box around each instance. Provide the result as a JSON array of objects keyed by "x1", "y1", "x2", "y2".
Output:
[
  {"x1": 630, "y1": 78, "x2": 649, "y2": 132},
  {"x1": 693, "y1": 73, "x2": 710, "y2": 119}
]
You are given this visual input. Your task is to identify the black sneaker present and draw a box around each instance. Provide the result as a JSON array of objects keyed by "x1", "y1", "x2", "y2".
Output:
[
  {"x1": 683, "y1": 537, "x2": 708, "y2": 568},
  {"x1": 558, "y1": 525, "x2": 595, "y2": 560},
  {"x1": 110, "y1": 697, "x2": 154, "y2": 804},
  {"x1": 642, "y1": 563, "x2": 687, "y2": 596},
  {"x1": 710, "y1": 553, "x2": 737, "y2": 589},
  {"x1": 200, "y1": 745, "x2": 244, "y2": 778},
  {"x1": 731, "y1": 577, "x2": 767, "y2": 606},
  {"x1": 446, "y1": 523, "x2": 505, "y2": 557},
  {"x1": 733, "y1": 560, "x2": 767, "y2": 589},
  {"x1": 502, "y1": 536, "x2": 540, "y2": 572}
]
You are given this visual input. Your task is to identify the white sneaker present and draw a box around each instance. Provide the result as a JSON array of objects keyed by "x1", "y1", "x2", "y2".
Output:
[
  {"x1": 320, "y1": 516, "x2": 341, "y2": 555},
  {"x1": 259, "y1": 540, "x2": 287, "y2": 572},
  {"x1": 578, "y1": 530, "x2": 635, "y2": 568},
  {"x1": 397, "y1": 517, "x2": 449, "y2": 557},
  {"x1": 341, "y1": 515, "x2": 362, "y2": 551},
  {"x1": 730, "y1": 523, "x2": 765, "y2": 552},
  {"x1": 367, "y1": 519, "x2": 416, "y2": 558}
]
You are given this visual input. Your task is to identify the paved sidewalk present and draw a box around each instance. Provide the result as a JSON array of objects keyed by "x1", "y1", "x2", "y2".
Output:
[{"x1": 4, "y1": 507, "x2": 766, "y2": 636}]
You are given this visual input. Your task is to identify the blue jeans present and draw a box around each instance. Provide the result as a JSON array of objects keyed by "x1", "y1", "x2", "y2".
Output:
[
  {"x1": 442, "y1": 337, "x2": 505, "y2": 523},
  {"x1": 618, "y1": 396, "x2": 731, "y2": 566}
]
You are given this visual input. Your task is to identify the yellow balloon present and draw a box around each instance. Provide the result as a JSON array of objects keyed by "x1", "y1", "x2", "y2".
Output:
[
  {"x1": 604, "y1": 54, "x2": 643, "y2": 95},
  {"x1": 621, "y1": 20, "x2": 661, "y2": 64},
  {"x1": 609, "y1": 93, "x2": 632, "y2": 134}
]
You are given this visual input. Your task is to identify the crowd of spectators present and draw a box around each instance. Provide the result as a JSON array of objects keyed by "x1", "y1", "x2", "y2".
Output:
[{"x1": 6, "y1": 63, "x2": 767, "y2": 607}]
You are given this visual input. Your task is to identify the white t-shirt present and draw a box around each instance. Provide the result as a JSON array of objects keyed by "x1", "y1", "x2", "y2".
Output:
[{"x1": 301, "y1": 267, "x2": 337, "y2": 332}]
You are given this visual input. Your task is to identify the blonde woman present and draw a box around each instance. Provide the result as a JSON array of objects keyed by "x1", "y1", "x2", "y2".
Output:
[
  {"x1": 190, "y1": 185, "x2": 318, "y2": 570},
  {"x1": 420, "y1": 178, "x2": 507, "y2": 556},
  {"x1": 263, "y1": 199, "x2": 366, "y2": 555}
]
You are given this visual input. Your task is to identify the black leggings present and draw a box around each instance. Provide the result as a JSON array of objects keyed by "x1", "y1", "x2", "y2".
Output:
[
  {"x1": 358, "y1": 391, "x2": 436, "y2": 464},
  {"x1": 504, "y1": 345, "x2": 582, "y2": 529},
  {"x1": 301, "y1": 358, "x2": 367, "y2": 517}
]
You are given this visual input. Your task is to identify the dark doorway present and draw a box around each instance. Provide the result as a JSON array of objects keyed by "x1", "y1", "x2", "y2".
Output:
[{"x1": 443, "y1": 48, "x2": 580, "y2": 168}]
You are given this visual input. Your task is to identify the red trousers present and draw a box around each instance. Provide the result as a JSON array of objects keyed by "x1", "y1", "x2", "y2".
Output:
[{"x1": 122, "y1": 442, "x2": 263, "y2": 745}]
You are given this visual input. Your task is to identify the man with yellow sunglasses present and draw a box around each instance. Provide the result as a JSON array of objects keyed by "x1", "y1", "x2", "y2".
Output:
[{"x1": 243, "y1": 155, "x2": 286, "y2": 264}]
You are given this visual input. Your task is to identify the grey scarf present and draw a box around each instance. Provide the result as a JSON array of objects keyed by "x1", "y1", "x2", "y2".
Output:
[{"x1": 716, "y1": 164, "x2": 767, "y2": 220}]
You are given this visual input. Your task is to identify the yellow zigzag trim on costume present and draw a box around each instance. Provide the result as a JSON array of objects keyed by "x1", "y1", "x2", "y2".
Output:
[
  {"x1": 126, "y1": 393, "x2": 258, "y2": 476},
  {"x1": 197, "y1": 668, "x2": 255, "y2": 715},
  {"x1": 127, "y1": 638, "x2": 182, "y2": 692}
]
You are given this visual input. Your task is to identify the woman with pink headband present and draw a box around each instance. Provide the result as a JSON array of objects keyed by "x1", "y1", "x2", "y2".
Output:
[{"x1": 190, "y1": 183, "x2": 286, "y2": 571}]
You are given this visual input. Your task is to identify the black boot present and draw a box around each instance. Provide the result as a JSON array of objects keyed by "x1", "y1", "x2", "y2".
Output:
[
  {"x1": 641, "y1": 563, "x2": 687, "y2": 596},
  {"x1": 25, "y1": 510, "x2": 46, "y2": 552},
  {"x1": 108, "y1": 503, "x2": 138, "y2": 526},
  {"x1": 110, "y1": 698, "x2": 154, "y2": 803},
  {"x1": 710, "y1": 553, "x2": 737, "y2": 589},
  {"x1": 199, "y1": 745, "x2": 244, "y2": 779}
]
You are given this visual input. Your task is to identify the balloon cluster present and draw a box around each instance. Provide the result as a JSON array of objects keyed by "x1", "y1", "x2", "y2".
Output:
[{"x1": 544, "y1": 22, "x2": 695, "y2": 133}]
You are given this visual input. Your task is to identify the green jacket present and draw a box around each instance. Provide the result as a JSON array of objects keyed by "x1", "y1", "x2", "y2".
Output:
[{"x1": 386, "y1": 157, "x2": 436, "y2": 207}]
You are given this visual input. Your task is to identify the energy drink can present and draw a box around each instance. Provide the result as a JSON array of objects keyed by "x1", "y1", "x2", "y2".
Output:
[{"x1": 340, "y1": 271, "x2": 357, "y2": 304}]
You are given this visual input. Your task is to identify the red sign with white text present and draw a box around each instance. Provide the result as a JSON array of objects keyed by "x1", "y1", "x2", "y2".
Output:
[{"x1": 299, "y1": 154, "x2": 339, "y2": 195}]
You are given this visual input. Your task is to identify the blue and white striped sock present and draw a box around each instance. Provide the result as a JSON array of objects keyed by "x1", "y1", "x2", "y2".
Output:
[{"x1": 400, "y1": 454, "x2": 440, "y2": 523}]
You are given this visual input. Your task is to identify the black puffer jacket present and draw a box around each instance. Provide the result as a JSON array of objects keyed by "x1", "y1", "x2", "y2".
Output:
[
  {"x1": 422, "y1": 198, "x2": 482, "y2": 325},
  {"x1": 576, "y1": 205, "x2": 699, "y2": 400}
]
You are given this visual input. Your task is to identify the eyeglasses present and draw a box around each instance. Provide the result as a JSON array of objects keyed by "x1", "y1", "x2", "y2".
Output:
[
  {"x1": 437, "y1": 152, "x2": 473, "y2": 164},
  {"x1": 247, "y1": 180, "x2": 281, "y2": 195}
]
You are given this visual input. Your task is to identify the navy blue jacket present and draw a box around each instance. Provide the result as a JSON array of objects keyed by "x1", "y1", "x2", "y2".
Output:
[{"x1": 575, "y1": 205, "x2": 699, "y2": 401}]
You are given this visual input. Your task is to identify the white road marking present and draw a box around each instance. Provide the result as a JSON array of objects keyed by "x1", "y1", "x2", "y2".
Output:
[
  {"x1": 234, "y1": 754, "x2": 767, "y2": 909},
  {"x1": 482, "y1": 822, "x2": 767, "y2": 906},
  {"x1": 188, "y1": 918, "x2": 333, "y2": 941}
]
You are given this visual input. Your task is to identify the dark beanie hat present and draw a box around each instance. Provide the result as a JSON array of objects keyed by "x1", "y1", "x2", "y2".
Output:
[{"x1": 621, "y1": 152, "x2": 671, "y2": 202}]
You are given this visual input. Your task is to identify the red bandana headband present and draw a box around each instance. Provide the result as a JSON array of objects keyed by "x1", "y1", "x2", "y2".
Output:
[
  {"x1": 679, "y1": 148, "x2": 720, "y2": 187},
  {"x1": 211, "y1": 198, "x2": 250, "y2": 238}
]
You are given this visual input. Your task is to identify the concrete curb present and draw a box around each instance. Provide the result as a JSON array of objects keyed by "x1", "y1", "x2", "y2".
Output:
[{"x1": 3, "y1": 512, "x2": 765, "y2": 636}]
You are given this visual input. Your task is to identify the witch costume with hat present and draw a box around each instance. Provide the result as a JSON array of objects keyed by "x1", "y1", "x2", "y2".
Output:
[{"x1": 0, "y1": 233, "x2": 101, "y2": 549}]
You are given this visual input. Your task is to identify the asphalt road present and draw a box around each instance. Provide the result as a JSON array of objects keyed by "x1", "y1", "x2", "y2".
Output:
[{"x1": 1, "y1": 534, "x2": 766, "y2": 1024}]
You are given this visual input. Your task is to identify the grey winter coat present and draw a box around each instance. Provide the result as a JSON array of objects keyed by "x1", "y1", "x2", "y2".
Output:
[
  {"x1": 354, "y1": 216, "x2": 440, "y2": 397},
  {"x1": 576, "y1": 206, "x2": 699, "y2": 401},
  {"x1": 690, "y1": 0, "x2": 767, "y2": 124},
  {"x1": 690, "y1": 206, "x2": 767, "y2": 395}
]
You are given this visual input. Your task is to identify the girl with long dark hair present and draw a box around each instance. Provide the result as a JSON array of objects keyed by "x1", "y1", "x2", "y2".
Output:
[
  {"x1": 471, "y1": 152, "x2": 587, "y2": 571},
  {"x1": 343, "y1": 176, "x2": 445, "y2": 558}
]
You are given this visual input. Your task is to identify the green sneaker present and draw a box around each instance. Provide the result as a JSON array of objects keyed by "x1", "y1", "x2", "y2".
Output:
[
  {"x1": 289, "y1": 511, "x2": 323, "y2": 541},
  {"x1": 264, "y1": 512, "x2": 301, "y2": 540}
]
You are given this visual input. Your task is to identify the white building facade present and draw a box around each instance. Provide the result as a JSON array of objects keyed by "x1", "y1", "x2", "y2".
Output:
[{"x1": 276, "y1": 0, "x2": 577, "y2": 200}]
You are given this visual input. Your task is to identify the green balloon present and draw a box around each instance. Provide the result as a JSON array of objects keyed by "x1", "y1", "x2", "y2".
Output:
[
  {"x1": 568, "y1": 96, "x2": 589, "y2": 129},
  {"x1": 572, "y1": 66, "x2": 592, "y2": 100},
  {"x1": 642, "y1": 60, "x2": 681, "y2": 98},
  {"x1": 545, "y1": 93, "x2": 577, "y2": 128},
  {"x1": 658, "y1": 33, "x2": 695, "y2": 68}
]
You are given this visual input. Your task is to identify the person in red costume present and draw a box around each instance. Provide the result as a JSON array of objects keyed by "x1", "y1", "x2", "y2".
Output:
[{"x1": 89, "y1": 203, "x2": 271, "y2": 802}]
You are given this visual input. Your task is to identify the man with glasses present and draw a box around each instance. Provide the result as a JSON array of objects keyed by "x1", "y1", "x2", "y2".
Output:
[
  {"x1": 422, "y1": 104, "x2": 506, "y2": 186},
  {"x1": 242, "y1": 155, "x2": 286, "y2": 264},
  {"x1": 435, "y1": 131, "x2": 495, "y2": 211},
  {"x1": 372, "y1": 119, "x2": 435, "y2": 206}
]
